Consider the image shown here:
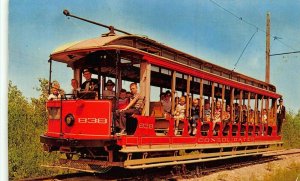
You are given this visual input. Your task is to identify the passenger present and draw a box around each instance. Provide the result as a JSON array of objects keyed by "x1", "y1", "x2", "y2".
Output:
[
  {"x1": 189, "y1": 99, "x2": 200, "y2": 136},
  {"x1": 118, "y1": 89, "x2": 129, "y2": 109},
  {"x1": 161, "y1": 90, "x2": 172, "y2": 115},
  {"x1": 203, "y1": 100, "x2": 211, "y2": 122},
  {"x1": 48, "y1": 83, "x2": 62, "y2": 100},
  {"x1": 174, "y1": 96, "x2": 186, "y2": 135},
  {"x1": 103, "y1": 79, "x2": 116, "y2": 99},
  {"x1": 233, "y1": 103, "x2": 240, "y2": 123},
  {"x1": 257, "y1": 110, "x2": 262, "y2": 124},
  {"x1": 249, "y1": 109, "x2": 255, "y2": 124},
  {"x1": 241, "y1": 105, "x2": 248, "y2": 124},
  {"x1": 222, "y1": 105, "x2": 231, "y2": 124},
  {"x1": 126, "y1": 91, "x2": 132, "y2": 99},
  {"x1": 70, "y1": 79, "x2": 80, "y2": 99},
  {"x1": 116, "y1": 83, "x2": 144, "y2": 136},
  {"x1": 212, "y1": 101, "x2": 222, "y2": 134},
  {"x1": 80, "y1": 69, "x2": 99, "y2": 91},
  {"x1": 276, "y1": 98, "x2": 286, "y2": 135},
  {"x1": 262, "y1": 109, "x2": 267, "y2": 124}
]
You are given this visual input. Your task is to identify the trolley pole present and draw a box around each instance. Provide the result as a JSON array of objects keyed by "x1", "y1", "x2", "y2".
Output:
[{"x1": 265, "y1": 12, "x2": 270, "y2": 83}]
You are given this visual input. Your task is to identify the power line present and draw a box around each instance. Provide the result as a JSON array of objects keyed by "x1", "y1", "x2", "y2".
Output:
[
  {"x1": 270, "y1": 50, "x2": 300, "y2": 56},
  {"x1": 209, "y1": 0, "x2": 297, "y2": 51},
  {"x1": 232, "y1": 29, "x2": 258, "y2": 71}
]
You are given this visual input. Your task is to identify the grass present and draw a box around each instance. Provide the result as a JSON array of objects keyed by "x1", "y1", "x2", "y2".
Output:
[{"x1": 260, "y1": 161, "x2": 300, "y2": 181}]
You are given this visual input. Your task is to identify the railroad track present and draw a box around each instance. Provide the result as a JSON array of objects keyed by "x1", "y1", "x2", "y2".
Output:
[{"x1": 21, "y1": 149, "x2": 300, "y2": 181}]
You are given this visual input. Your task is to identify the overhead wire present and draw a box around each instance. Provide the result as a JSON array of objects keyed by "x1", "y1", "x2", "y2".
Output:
[
  {"x1": 232, "y1": 28, "x2": 258, "y2": 71},
  {"x1": 208, "y1": 0, "x2": 297, "y2": 52}
]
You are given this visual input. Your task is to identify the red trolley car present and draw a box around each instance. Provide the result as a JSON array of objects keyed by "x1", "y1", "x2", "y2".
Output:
[{"x1": 40, "y1": 11, "x2": 283, "y2": 172}]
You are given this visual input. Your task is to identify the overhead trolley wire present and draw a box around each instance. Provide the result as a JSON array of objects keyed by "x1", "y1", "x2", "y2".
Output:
[
  {"x1": 209, "y1": 0, "x2": 297, "y2": 52},
  {"x1": 232, "y1": 28, "x2": 258, "y2": 71}
]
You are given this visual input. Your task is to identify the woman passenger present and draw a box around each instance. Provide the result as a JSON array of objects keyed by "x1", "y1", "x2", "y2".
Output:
[{"x1": 222, "y1": 105, "x2": 231, "y2": 124}]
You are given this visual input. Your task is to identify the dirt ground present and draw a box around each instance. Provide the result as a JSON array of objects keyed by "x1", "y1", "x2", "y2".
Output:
[{"x1": 182, "y1": 149, "x2": 300, "y2": 181}]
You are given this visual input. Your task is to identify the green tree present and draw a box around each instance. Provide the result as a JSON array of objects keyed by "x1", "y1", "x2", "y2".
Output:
[{"x1": 8, "y1": 79, "x2": 60, "y2": 180}]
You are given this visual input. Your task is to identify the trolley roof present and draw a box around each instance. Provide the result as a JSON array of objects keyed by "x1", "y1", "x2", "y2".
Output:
[{"x1": 50, "y1": 34, "x2": 280, "y2": 97}]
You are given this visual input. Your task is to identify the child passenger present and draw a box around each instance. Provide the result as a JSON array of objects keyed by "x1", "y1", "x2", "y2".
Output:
[
  {"x1": 213, "y1": 101, "x2": 222, "y2": 134},
  {"x1": 203, "y1": 100, "x2": 211, "y2": 122},
  {"x1": 48, "y1": 83, "x2": 62, "y2": 100},
  {"x1": 118, "y1": 89, "x2": 129, "y2": 109},
  {"x1": 189, "y1": 99, "x2": 200, "y2": 135},
  {"x1": 174, "y1": 96, "x2": 186, "y2": 135}
]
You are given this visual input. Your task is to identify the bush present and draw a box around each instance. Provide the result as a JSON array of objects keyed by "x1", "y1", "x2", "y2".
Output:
[{"x1": 282, "y1": 110, "x2": 300, "y2": 148}]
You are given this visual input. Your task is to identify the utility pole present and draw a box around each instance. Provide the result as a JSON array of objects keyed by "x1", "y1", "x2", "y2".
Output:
[{"x1": 265, "y1": 12, "x2": 270, "y2": 83}]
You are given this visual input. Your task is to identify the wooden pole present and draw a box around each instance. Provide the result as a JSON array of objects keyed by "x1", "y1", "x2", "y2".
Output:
[{"x1": 266, "y1": 12, "x2": 271, "y2": 83}]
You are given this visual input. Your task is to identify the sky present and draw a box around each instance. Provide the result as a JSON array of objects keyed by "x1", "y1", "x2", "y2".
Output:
[{"x1": 7, "y1": 0, "x2": 300, "y2": 112}]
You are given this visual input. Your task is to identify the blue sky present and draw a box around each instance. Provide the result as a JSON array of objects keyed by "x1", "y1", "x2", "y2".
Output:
[{"x1": 7, "y1": 0, "x2": 300, "y2": 112}]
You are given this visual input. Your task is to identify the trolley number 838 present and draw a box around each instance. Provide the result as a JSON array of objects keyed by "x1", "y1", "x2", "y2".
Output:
[{"x1": 78, "y1": 118, "x2": 108, "y2": 124}]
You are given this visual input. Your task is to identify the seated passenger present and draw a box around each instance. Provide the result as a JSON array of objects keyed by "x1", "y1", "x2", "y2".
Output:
[
  {"x1": 203, "y1": 100, "x2": 211, "y2": 122},
  {"x1": 118, "y1": 89, "x2": 129, "y2": 109},
  {"x1": 70, "y1": 79, "x2": 80, "y2": 99},
  {"x1": 241, "y1": 105, "x2": 248, "y2": 124},
  {"x1": 48, "y1": 83, "x2": 62, "y2": 100},
  {"x1": 213, "y1": 101, "x2": 222, "y2": 133},
  {"x1": 116, "y1": 83, "x2": 144, "y2": 136},
  {"x1": 249, "y1": 109, "x2": 255, "y2": 124},
  {"x1": 126, "y1": 91, "x2": 132, "y2": 99},
  {"x1": 161, "y1": 90, "x2": 172, "y2": 116},
  {"x1": 257, "y1": 110, "x2": 262, "y2": 124},
  {"x1": 262, "y1": 109, "x2": 268, "y2": 124},
  {"x1": 189, "y1": 99, "x2": 200, "y2": 135},
  {"x1": 103, "y1": 79, "x2": 116, "y2": 99},
  {"x1": 233, "y1": 103, "x2": 240, "y2": 123},
  {"x1": 80, "y1": 69, "x2": 99, "y2": 92},
  {"x1": 222, "y1": 105, "x2": 231, "y2": 124},
  {"x1": 174, "y1": 96, "x2": 186, "y2": 135}
]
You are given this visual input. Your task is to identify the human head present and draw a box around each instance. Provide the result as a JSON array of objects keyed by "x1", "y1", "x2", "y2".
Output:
[
  {"x1": 51, "y1": 83, "x2": 60, "y2": 95},
  {"x1": 193, "y1": 99, "x2": 199, "y2": 106},
  {"x1": 71, "y1": 79, "x2": 78, "y2": 89},
  {"x1": 106, "y1": 79, "x2": 115, "y2": 91},
  {"x1": 279, "y1": 98, "x2": 283, "y2": 105},
  {"x1": 226, "y1": 105, "x2": 231, "y2": 111},
  {"x1": 83, "y1": 69, "x2": 92, "y2": 81},
  {"x1": 130, "y1": 83, "x2": 138, "y2": 95},
  {"x1": 126, "y1": 91, "x2": 132, "y2": 98},
  {"x1": 119, "y1": 89, "x2": 127, "y2": 99},
  {"x1": 165, "y1": 90, "x2": 171, "y2": 100},
  {"x1": 179, "y1": 96, "x2": 186, "y2": 105},
  {"x1": 250, "y1": 109, "x2": 254, "y2": 114},
  {"x1": 216, "y1": 101, "x2": 221, "y2": 109},
  {"x1": 234, "y1": 103, "x2": 239, "y2": 110},
  {"x1": 204, "y1": 100, "x2": 210, "y2": 110}
]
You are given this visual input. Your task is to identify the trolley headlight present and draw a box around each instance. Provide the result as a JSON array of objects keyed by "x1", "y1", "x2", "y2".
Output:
[{"x1": 65, "y1": 114, "x2": 75, "y2": 126}]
